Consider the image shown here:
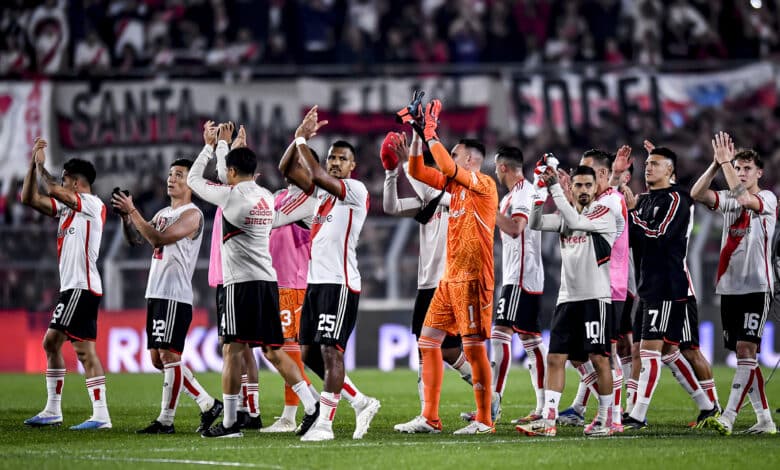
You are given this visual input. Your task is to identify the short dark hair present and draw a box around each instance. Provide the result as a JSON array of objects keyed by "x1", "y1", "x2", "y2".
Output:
[
  {"x1": 581, "y1": 149, "x2": 612, "y2": 169},
  {"x1": 63, "y1": 158, "x2": 96, "y2": 185},
  {"x1": 170, "y1": 158, "x2": 193, "y2": 170},
  {"x1": 225, "y1": 147, "x2": 257, "y2": 176},
  {"x1": 331, "y1": 140, "x2": 356, "y2": 159},
  {"x1": 495, "y1": 145, "x2": 523, "y2": 167},
  {"x1": 734, "y1": 149, "x2": 763, "y2": 169},
  {"x1": 459, "y1": 138, "x2": 485, "y2": 157},
  {"x1": 650, "y1": 146, "x2": 677, "y2": 170},
  {"x1": 571, "y1": 165, "x2": 597, "y2": 180}
]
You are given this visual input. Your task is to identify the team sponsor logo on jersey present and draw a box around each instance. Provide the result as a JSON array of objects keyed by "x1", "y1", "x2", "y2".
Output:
[
  {"x1": 312, "y1": 213, "x2": 334, "y2": 224},
  {"x1": 156, "y1": 217, "x2": 170, "y2": 231},
  {"x1": 245, "y1": 199, "x2": 273, "y2": 225},
  {"x1": 450, "y1": 207, "x2": 467, "y2": 218},
  {"x1": 562, "y1": 235, "x2": 588, "y2": 245},
  {"x1": 728, "y1": 226, "x2": 750, "y2": 237}
]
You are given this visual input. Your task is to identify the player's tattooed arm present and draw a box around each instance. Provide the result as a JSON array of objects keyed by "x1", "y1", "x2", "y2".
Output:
[
  {"x1": 119, "y1": 214, "x2": 145, "y2": 246},
  {"x1": 20, "y1": 138, "x2": 56, "y2": 216},
  {"x1": 31, "y1": 138, "x2": 81, "y2": 211}
]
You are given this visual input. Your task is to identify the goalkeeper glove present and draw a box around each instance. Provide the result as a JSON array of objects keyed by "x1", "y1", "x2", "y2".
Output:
[
  {"x1": 423, "y1": 99, "x2": 442, "y2": 142},
  {"x1": 396, "y1": 90, "x2": 425, "y2": 126},
  {"x1": 380, "y1": 132, "x2": 400, "y2": 171}
]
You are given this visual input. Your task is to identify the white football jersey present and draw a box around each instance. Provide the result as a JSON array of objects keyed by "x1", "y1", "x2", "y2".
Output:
[
  {"x1": 188, "y1": 145, "x2": 277, "y2": 286},
  {"x1": 406, "y1": 169, "x2": 449, "y2": 290},
  {"x1": 712, "y1": 189, "x2": 777, "y2": 295},
  {"x1": 308, "y1": 179, "x2": 369, "y2": 292},
  {"x1": 499, "y1": 180, "x2": 543, "y2": 292},
  {"x1": 145, "y1": 203, "x2": 203, "y2": 304},
  {"x1": 52, "y1": 193, "x2": 105, "y2": 294}
]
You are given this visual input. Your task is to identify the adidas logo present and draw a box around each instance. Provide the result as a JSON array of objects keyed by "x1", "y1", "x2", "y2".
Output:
[{"x1": 250, "y1": 199, "x2": 273, "y2": 217}]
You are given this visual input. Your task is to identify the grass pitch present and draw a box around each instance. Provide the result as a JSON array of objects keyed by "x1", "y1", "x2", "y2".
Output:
[{"x1": 2, "y1": 366, "x2": 779, "y2": 469}]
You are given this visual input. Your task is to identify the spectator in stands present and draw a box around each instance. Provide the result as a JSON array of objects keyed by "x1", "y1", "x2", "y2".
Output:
[
  {"x1": 73, "y1": 29, "x2": 109, "y2": 73},
  {"x1": 412, "y1": 24, "x2": 449, "y2": 65},
  {"x1": 448, "y1": 2, "x2": 484, "y2": 64},
  {"x1": 0, "y1": 34, "x2": 31, "y2": 75},
  {"x1": 484, "y1": 0, "x2": 524, "y2": 62},
  {"x1": 299, "y1": 0, "x2": 340, "y2": 64},
  {"x1": 28, "y1": 0, "x2": 69, "y2": 73}
]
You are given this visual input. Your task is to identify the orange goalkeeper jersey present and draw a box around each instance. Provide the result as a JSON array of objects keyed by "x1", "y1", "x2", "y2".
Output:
[{"x1": 408, "y1": 142, "x2": 498, "y2": 287}]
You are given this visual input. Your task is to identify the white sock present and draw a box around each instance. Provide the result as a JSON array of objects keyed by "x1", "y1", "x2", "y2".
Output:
[
  {"x1": 631, "y1": 350, "x2": 661, "y2": 422},
  {"x1": 85, "y1": 376, "x2": 110, "y2": 422},
  {"x1": 318, "y1": 391, "x2": 340, "y2": 429},
  {"x1": 292, "y1": 381, "x2": 317, "y2": 414},
  {"x1": 612, "y1": 367, "x2": 623, "y2": 425},
  {"x1": 572, "y1": 362, "x2": 597, "y2": 414},
  {"x1": 597, "y1": 394, "x2": 612, "y2": 424},
  {"x1": 620, "y1": 356, "x2": 632, "y2": 384},
  {"x1": 522, "y1": 337, "x2": 546, "y2": 415},
  {"x1": 281, "y1": 404, "x2": 298, "y2": 422},
  {"x1": 544, "y1": 390, "x2": 561, "y2": 421},
  {"x1": 181, "y1": 365, "x2": 215, "y2": 412},
  {"x1": 625, "y1": 379, "x2": 638, "y2": 415},
  {"x1": 222, "y1": 393, "x2": 240, "y2": 427},
  {"x1": 342, "y1": 375, "x2": 365, "y2": 407},
  {"x1": 239, "y1": 374, "x2": 249, "y2": 413},
  {"x1": 700, "y1": 379, "x2": 719, "y2": 409},
  {"x1": 662, "y1": 350, "x2": 712, "y2": 411},
  {"x1": 491, "y1": 330, "x2": 513, "y2": 397},
  {"x1": 158, "y1": 362, "x2": 182, "y2": 425},
  {"x1": 308, "y1": 383, "x2": 320, "y2": 402},
  {"x1": 748, "y1": 363, "x2": 773, "y2": 423},
  {"x1": 44, "y1": 368, "x2": 65, "y2": 416},
  {"x1": 723, "y1": 358, "x2": 756, "y2": 424},
  {"x1": 449, "y1": 350, "x2": 473, "y2": 385},
  {"x1": 246, "y1": 382, "x2": 260, "y2": 417}
]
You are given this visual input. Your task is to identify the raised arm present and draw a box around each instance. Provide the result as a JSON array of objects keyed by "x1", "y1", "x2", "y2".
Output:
[
  {"x1": 528, "y1": 195, "x2": 562, "y2": 232},
  {"x1": 273, "y1": 191, "x2": 316, "y2": 228},
  {"x1": 381, "y1": 131, "x2": 422, "y2": 216},
  {"x1": 713, "y1": 131, "x2": 764, "y2": 212},
  {"x1": 610, "y1": 145, "x2": 633, "y2": 188},
  {"x1": 187, "y1": 143, "x2": 231, "y2": 207},
  {"x1": 282, "y1": 107, "x2": 329, "y2": 194},
  {"x1": 549, "y1": 183, "x2": 610, "y2": 232},
  {"x1": 20, "y1": 138, "x2": 55, "y2": 216},
  {"x1": 422, "y1": 100, "x2": 484, "y2": 191},
  {"x1": 690, "y1": 161, "x2": 719, "y2": 209},
  {"x1": 383, "y1": 169, "x2": 422, "y2": 216},
  {"x1": 28, "y1": 138, "x2": 82, "y2": 211}
]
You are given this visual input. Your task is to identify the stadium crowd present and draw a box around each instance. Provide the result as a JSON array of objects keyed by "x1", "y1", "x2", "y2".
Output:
[{"x1": 2, "y1": 0, "x2": 780, "y2": 76}]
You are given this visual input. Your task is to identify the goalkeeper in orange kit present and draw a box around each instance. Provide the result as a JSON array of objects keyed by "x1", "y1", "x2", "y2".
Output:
[{"x1": 394, "y1": 97, "x2": 499, "y2": 435}]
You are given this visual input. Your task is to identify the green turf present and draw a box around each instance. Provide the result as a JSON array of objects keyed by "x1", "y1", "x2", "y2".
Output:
[{"x1": 1, "y1": 366, "x2": 778, "y2": 469}]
